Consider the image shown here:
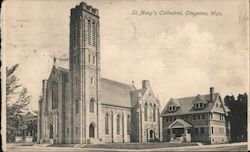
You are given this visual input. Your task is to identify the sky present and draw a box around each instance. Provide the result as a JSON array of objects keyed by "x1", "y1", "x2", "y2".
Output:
[{"x1": 2, "y1": 0, "x2": 249, "y2": 111}]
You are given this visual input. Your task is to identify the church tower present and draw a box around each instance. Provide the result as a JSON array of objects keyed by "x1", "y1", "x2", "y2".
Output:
[{"x1": 69, "y1": 2, "x2": 100, "y2": 144}]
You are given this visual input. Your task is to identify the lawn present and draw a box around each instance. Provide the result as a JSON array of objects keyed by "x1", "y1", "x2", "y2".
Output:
[{"x1": 83, "y1": 142, "x2": 198, "y2": 149}]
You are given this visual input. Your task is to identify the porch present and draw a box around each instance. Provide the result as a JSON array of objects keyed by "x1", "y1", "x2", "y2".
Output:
[{"x1": 167, "y1": 119, "x2": 192, "y2": 143}]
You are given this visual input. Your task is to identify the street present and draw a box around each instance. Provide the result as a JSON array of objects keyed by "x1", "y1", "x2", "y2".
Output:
[{"x1": 6, "y1": 142, "x2": 247, "y2": 152}]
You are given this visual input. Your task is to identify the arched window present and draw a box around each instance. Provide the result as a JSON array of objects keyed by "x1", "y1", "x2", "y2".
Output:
[
  {"x1": 52, "y1": 82, "x2": 58, "y2": 109},
  {"x1": 117, "y1": 114, "x2": 120, "y2": 135},
  {"x1": 92, "y1": 21, "x2": 95, "y2": 46},
  {"x1": 105, "y1": 113, "x2": 109, "y2": 134},
  {"x1": 153, "y1": 105, "x2": 156, "y2": 122},
  {"x1": 127, "y1": 115, "x2": 130, "y2": 135},
  {"x1": 144, "y1": 103, "x2": 148, "y2": 121},
  {"x1": 87, "y1": 20, "x2": 91, "y2": 45},
  {"x1": 90, "y1": 98, "x2": 95, "y2": 113}
]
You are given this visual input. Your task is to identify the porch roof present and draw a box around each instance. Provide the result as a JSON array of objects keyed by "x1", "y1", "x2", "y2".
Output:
[{"x1": 168, "y1": 119, "x2": 192, "y2": 128}]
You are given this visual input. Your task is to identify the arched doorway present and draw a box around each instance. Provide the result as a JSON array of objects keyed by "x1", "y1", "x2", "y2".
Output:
[
  {"x1": 89, "y1": 123, "x2": 95, "y2": 138},
  {"x1": 49, "y1": 124, "x2": 53, "y2": 139},
  {"x1": 149, "y1": 130, "x2": 155, "y2": 141}
]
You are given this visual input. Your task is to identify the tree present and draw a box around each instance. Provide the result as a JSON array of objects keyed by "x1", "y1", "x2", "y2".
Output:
[
  {"x1": 6, "y1": 64, "x2": 31, "y2": 142},
  {"x1": 224, "y1": 93, "x2": 248, "y2": 142}
]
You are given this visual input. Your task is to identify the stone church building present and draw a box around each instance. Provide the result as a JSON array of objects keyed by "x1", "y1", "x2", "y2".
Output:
[{"x1": 37, "y1": 2, "x2": 161, "y2": 144}]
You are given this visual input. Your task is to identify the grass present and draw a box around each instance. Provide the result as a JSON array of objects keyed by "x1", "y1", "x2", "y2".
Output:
[{"x1": 83, "y1": 142, "x2": 198, "y2": 149}]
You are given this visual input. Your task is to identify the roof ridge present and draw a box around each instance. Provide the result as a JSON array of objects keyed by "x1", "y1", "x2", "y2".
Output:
[
  {"x1": 174, "y1": 93, "x2": 219, "y2": 100},
  {"x1": 100, "y1": 77, "x2": 132, "y2": 87},
  {"x1": 55, "y1": 66, "x2": 69, "y2": 72}
]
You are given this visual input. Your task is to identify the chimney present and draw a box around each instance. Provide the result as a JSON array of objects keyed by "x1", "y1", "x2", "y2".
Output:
[
  {"x1": 142, "y1": 80, "x2": 150, "y2": 89},
  {"x1": 210, "y1": 87, "x2": 214, "y2": 102}
]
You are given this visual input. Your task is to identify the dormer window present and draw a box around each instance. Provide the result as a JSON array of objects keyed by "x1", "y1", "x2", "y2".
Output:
[
  {"x1": 168, "y1": 106, "x2": 176, "y2": 112},
  {"x1": 194, "y1": 102, "x2": 204, "y2": 109}
]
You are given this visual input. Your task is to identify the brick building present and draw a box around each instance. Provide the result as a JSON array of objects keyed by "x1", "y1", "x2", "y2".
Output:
[
  {"x1": 161, "y1": 87, "x2": 231, "y2": 144},
  {"x1": 37, "y1": 2, "x2": 161, "y2": 144}
]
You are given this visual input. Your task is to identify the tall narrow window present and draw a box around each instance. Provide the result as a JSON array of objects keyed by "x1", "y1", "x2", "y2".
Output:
[
  {"x1": 87, "y1": 20, "x2": 91, "y2": 45},
  {"x1": 93, "y1": 56, "x2": 95, "y2": 64},
  {"x1": 91, "y1": 77, "x2": 93, "y2": 84},
  {"x1": 75, "y1": 100, "x2": 79, "y2": 113},
  {"x1": 144, "y1": 103, "x2": 148, "y2": 121},
  {"x1": 117, "y1": 114, "x2": 120, "y2": 135},
  {"x1": 90, "y1": 98, "x2": 95, "y2": 113},
  {"x1": 105, "y1": 113, "x2": 109, "y2": 134},
  {"x1": 211, "y1": 127, "x2": 214, "y2": 134},
  {"x1": 67, "y1": 128, "x2": 69, "y2": 136},
  {"x1": 92, "y1": 22, "x2": 95, "y2": 46},
  {"x1": 153, "y1": 105, "x2": 156, "y2": 122},
  {"x1": 52, "y1": 82, "x2": 58, "y2": 109},
  {"x1": 127, "y1": 115, "x2": 130, "y2": 135},
  {"x1": 88, "y1": 54, "x2": 91, "y2": 63}
]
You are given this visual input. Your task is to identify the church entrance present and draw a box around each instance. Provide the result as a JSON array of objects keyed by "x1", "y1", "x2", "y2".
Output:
[
  {"x1": 148, "y1": 129, "x2": 155, "y2": 142},
  {"x1": 89, "y1": 123, "x2": 95, "y2": 138},
  {"x1": 49, "y1": 124, "x2": 53, "y2": 139}
]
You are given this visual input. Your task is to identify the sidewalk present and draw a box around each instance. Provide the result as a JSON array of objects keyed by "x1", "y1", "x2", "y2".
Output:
[{"x1": 80, "y1": 142, "x2": 248, "y2": 152}]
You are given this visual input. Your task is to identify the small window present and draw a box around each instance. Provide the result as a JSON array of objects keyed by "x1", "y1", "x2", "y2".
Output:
[
  {"x1": 169, "y1": 117, "x2": 172, "y2": 122},
  {"x1": 91, "y1": 77, "x2": 93, "y2": 84},
  {"x1": 105, "y1": 113, "x2": 109, "y2": 134},
  {"x1": 197, "y1": 114, "x2": 200, "y2": 119},
  {"x1": 144, "y1": 103, "x2": 148, "y2": 121},
  {"x1": 127, "y1": 115, "x2": 131, "y2": 135},
  {"x1": 187, "y1": 129, "x2": 191, "y2": 133},
  {"x1": 200, "y1": 127, "x2": 204, "y2": 134},
  {"x1": 202, "y1": 114, "x2": 205, "y2": 119},
  {"x1": 199, "y1": 103, "x2": 203, "y2": 108},
  {"x1": 88, "y1": 54, "x2": 91, "y2": 63},
  {"x1": 75, "y1": 100, "x2": 79, "y2": 113},
  {"x1": 90, "y1": 98, "x2": 95, "y2": 113},
  {"x1": 211, "y1": 127, "x2": 214, "y2": 134},
  {"x1": 195, "y1": 128, "x2": 198, "y2": 134},
  {"x1": 67, "y1": 128, "x2": 69, "y2": 136},
  {"x1": 193, "y1": 115, "x2": 196, "y2": 120},
  {"x1": 76, "y1": 127, "x2": 78, "y2": 134},
  {"x1": 117, "y1": 114, "x2": 120, "y2": 135},
  {"x1": 166, "y1": 117, "x2": 169, "y2": 122},
  {"x1": 93, "y1": 56, "x2": 95, "y2": 64}
]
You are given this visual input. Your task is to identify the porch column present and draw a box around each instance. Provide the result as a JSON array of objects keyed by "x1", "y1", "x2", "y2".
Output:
[{"x1": 170, "y1": 128, "x2": 173, "y2": 141}]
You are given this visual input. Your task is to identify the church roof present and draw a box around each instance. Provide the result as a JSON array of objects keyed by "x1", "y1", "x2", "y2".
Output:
[
  {"x1": 161, "y1": 93, "x2": 220, "y2": 116},
  {"x1": 100, "y1": 78, "x2": 134, "y2": 108}
]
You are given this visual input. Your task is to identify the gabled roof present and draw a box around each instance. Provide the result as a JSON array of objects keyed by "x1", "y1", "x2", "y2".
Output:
[
  {"x1": 168, "y1": 119, "x2": 192, "y2": 128},
  {"x1": 161, "y1": 93, "x2": 220, "y2": 116},
  {"x1": 168, "y1": 98, "x2": 181, "y2": 107},
  {"x1": 193, "y1": 94, "x2": 207, "y2": 104},
  {"x1": 100, "y1": 78, "x2": 134, "y2": 108}
]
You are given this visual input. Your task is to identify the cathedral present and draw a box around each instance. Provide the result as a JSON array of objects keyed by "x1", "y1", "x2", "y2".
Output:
[{"x1": 37, "y1": 2, "x2": 161, "y2": 144}]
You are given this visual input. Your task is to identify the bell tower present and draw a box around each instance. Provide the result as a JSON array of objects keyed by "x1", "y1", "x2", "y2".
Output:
[{"x1": 69, "y1": 2, "x2": 100, "y2": 144}]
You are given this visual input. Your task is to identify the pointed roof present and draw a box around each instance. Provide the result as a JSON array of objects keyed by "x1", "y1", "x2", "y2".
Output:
[
  {"x1": 161, "y1": 93, "x2": 220, "y2": 116},
  {"x1": 168, "y1": 119, "x2": 192, "y2": 128}
]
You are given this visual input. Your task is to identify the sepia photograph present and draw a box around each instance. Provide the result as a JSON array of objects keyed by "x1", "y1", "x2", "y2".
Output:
[{"x1": 1, "y1": 0, "x2": 249, "y2": 151}]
